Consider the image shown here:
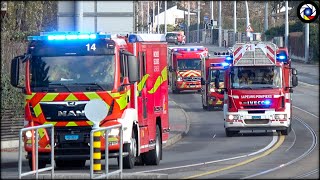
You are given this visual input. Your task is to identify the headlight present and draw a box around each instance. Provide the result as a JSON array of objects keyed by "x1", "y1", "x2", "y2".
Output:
[
  {"x1": 26, "y1": 130, "x2": 33, "y2": 138},
  {"x1": 177, "y1": 76, "x2": 183, "y2": 81},
  {"x1": 228, "y1": 114, "x2": 239, "y2": 120},
  {"x1": 275, "y1": 114, "x2": 286, "y2": 120},
  {"x1": 210, "y1": 88, "x2": 215, "y2": 92}
]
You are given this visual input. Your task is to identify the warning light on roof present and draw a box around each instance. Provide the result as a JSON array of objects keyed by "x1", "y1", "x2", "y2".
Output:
[
  {"x1": 27, "y1": 32, "x2": 110, "y2": 41},
  {"x1": 276, "y1": 51, "x2": 288, "y2": 63}
]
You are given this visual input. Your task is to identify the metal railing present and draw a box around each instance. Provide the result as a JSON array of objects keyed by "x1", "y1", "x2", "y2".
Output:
[
  {"x1": 18, "y1": 124, "x2": 54, "y2": 179},
  {"x1": 90, "y1": 124, "x2": 123, "y2": 179}
]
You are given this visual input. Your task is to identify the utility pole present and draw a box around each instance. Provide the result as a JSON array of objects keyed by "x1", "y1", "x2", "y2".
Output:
[
  {"x1": 234, "y1": 1, "x2": 237, "y2": 45},
  {"x1": 264, "y1": 1, "x2": 268, "y2": 41},
  {"x1": 285, "y1": 0, "x2": 289, "y2": 48},
  {"x1": 187, "y1": 1, "x2": 190, "y2": 43},
  {"x1": 164, "y1": 0, "x2": 167, "y2": 34},
  {"x1": 147, "y1": 1, "x2": 150, "y2": 34},
  {"x1": 218, "y1": 1, "x2": 222, "y2": 47},
  {"x1": 141, "y1": 2, "x2": 144, "y2": 33},
  {"x1": 211, "y1": 1, "x2": 214, "y2": 44},
  {"x1": 245, "y1": 1, "x2": 250, "y2": 39},
  {"x1": 75, "y1": 1, "x2": 83, "y2": 31},
  {"x1": 197, "y1": 1, "x2": 200, "y2": 43},
  {"x1": 305, "y1": 23, "x2": 309, "y2": 63},
  {"x1": 136, "y1": 2, "x2": 139, "y2": 33},
  {"x1": 152, "y1": 1, "x2": 155, "y2": 33},
  {"x1": 157, "y1": 1, "x2": 160, "y2": 34}
]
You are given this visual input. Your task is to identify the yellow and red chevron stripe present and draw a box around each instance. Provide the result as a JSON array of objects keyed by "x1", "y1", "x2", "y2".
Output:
[{"x1": 178, "y1": 70, "x2": 201, "y2": 77}]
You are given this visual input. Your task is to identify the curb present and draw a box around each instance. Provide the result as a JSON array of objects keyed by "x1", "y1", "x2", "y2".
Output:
[{"x1": 163, "y1": 100, "x2": 190, "y2": 148}]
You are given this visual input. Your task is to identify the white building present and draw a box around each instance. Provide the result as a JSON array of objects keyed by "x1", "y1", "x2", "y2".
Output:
[{"x1": 152, "y1": 5, "x2": 196, "y2": 32}]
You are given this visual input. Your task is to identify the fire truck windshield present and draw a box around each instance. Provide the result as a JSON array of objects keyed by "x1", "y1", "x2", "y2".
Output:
[
  {"x1": 209, "y1": 69, "x2": 225, "y2": 82},
  {"x1": 231, "y1": 66, "x2": 282, "y2": 89},
  {"x1": 29, "y1": 55, "x2": 115, "y2": 92},
  {"x1": 177, "y1": 59, "x2": 201, "y2": 70}
]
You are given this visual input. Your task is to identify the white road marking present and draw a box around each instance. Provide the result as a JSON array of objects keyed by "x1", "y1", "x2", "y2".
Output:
[
  {"x1": 212, "y1": 134, "x2": 216, "y2": 139},
  {"x1": 293, "y1": 106, "x2": 319, "y2": 118},
  {"x1": 298, "y1": 81, "x2": 315, "y2": 87},
  {"x1": 285, "y1": 127, "x2": 296, "y2": 152},
  {"x1": 134, "y1": 135, "x2": 278, "y2": 174}
]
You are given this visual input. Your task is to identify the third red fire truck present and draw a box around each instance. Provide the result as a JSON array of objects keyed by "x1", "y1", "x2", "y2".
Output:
[
  {"x1": 213, "y1": 42, "x2": 298, "y2": 137},
  {"x1": 10, "y1": 32, "x2": 169, "y2": 170},
  {"x1": 200, "y1": 52, "x2": 230, "y2": 110},
  {"x1": 168, "y1": 46, "x2": 208, "y2": 93}
]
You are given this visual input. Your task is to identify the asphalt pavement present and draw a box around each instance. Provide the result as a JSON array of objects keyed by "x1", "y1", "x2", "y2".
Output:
[{"x1": 0, "y1": 98, "x2": 190, "y2": 179}]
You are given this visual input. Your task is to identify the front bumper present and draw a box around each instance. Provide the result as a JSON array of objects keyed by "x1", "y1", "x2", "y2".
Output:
[
  {"x1": 176, "y1": 81, "x2": 201, "y2": 91},
  {"x1": 224, "y1": 111, "x2": 290, "y2": 130}
]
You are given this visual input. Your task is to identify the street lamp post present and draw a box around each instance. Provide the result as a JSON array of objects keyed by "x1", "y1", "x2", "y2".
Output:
[
  {"x1": 197, "y1": 1, "x2": 200, "y2": 43},
  {"x1": 285, "y1": 0, "x2": 289, "y2": 48}
]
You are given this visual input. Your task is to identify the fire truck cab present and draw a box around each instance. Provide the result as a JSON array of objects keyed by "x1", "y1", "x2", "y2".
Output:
[
  {"x1": 168, "y1": 46, "x2": 208, "y2": 93},
  {"x1": 10, "y1": 32, "x2": 169, "y2": 169},
  {"x1": 214, "y1": 42, "x2": 298, "y2": 137},
  {"x1": 200, "y1": 51, "x2": 231, "y2": 110}
]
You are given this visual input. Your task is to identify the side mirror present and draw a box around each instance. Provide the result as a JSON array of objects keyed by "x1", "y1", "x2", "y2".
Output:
[
  {"x1": 201, "y1": 77, "x2": 205, "y2": 85},
  {"x1": 292, "y1": 68, "x2": 298, "y2": 75},
  {"x1": 128, "y1": 55, "x2": 139, "y2": 83},
  {"x1": 11, "y1": 57, "x2": 21, "y2": 87}
]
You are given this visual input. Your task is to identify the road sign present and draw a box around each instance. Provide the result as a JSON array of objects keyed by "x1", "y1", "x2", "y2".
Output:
[
  {"x1": 246, "y1": 24, "x2": 254, "y2": 32},
  {"x1": 84, "y1": 99, "x2": 109, "y2": 128},
  {"x1": 204, "y1": 16, "x2": 209, "y2": 23}
]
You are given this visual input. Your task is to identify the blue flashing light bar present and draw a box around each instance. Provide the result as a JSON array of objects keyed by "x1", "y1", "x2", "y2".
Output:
[
  {"x1": 225, "y1": 56, "x2": 233, "y2": 61},
  {"x1": 173, "y1": 47, "x2": 205, "y2": 52},
  {"x1": 210, "y1": 63, "x2": 229, "y2": 67},
  {"x1": 28, "y1": 32, "x2": 110, "y2": 41}
]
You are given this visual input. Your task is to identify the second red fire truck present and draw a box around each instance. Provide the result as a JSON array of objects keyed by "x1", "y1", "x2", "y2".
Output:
[
  {"x1": 168, "y1": 46, "x2": 208, "y2": 93},
  {"x1": 213, "y1": 42, "x2": 298, "y2": 137},
  {"x1": 200, "y1": 52, "x2": 230, "y2": 110},
  {"x1": 10, "y1": 32, "x2": 169, "y2": 170}
]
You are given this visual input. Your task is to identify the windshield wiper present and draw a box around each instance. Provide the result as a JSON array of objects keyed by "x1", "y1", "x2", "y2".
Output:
[
  {"x1": 239, "y1": 86, "x2": 253, "y2": 90},
  {"x1": 73, "y1": 83, "x2": 106, "y2": 91},
  {"x1": 49, "y1": 83, "x2": 72, "y2": 92}
]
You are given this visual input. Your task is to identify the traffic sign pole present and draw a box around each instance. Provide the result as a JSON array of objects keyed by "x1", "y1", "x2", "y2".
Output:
[{"x1": 85, "y1": 99, "x2": 109, "y2": 176}]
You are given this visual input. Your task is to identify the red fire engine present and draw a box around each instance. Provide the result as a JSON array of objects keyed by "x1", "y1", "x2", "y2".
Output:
[
  {"x1": 168, "y1": 46, "x2": 208, "y2": 93},
  {"x1": 200, "y1": 52, "x2": 230, "y2": 110},
  {"x1": 214, "y1": 42, "x2": 298, "y2": 137},
  {"x1": 10, "y1": 32, "x2": 169, "y2": 169}
]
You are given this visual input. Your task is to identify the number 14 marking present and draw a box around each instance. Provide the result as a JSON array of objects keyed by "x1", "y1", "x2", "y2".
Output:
[{"x1": 86, "y1": 43, "x2": 96, "y2": 51}]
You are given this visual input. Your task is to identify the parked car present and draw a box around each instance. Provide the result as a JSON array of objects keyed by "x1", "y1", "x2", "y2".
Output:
[{"x1": 166, "y1": 32, "x2": 185, "y2": 45}]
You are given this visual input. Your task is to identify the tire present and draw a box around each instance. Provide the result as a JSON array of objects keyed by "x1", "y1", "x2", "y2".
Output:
[
  {"x1": 123, "y1": 130, "x2": 137, "y2": 169},
  {"x1": 280, "y1": 124, "x2": 291, "y2": 135},
  {"x1": 225, "y1": 128, "x2": 238, "y2": 137},
  {"x1": 28, "y1": 159, "x2": 47, "y2": 170},
  {"x1": 173, "y1": 89, "x2": 180, "y2": 94},
  {"x1": 143, "y1": 125, "x2": 161, "y2": 165},
  {"x1": 55, "y1": 160, "x2": 86, "y2": 169}
]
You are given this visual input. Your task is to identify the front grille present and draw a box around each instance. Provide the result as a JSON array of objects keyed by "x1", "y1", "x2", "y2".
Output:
[
  {"x1": 244, "y1": 119, "x2": 269, "y2": 124},
  {"x1": 47, "y1": 126, "x2": 92, "y2": 147},
  {"x1": 183, "y1": 77, "x2": 201, "y2": 81},
  {"x1": 40, "y1": 102, "x2": 88, "y2": 121}
]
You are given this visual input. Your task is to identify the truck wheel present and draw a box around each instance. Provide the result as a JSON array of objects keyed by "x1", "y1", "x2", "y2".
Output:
[
  {"x1": 280, "y1": 124, "x2": 291, "y2": 135},
  {"x1": 28, "y1": 159, "x2": 47, "y2": 170},
  {"x1": 225, "y1": 128, "x2": 238, "y2": 137},
  {"x1": 173, "y1": 89, "x2": 180, "y2": 94},
  {"x1": 123, "y1": 130, "x2": 137, "y2": 169},
  {"x1": 143, "y1": 125, "x2": 161, "y2": 165}
]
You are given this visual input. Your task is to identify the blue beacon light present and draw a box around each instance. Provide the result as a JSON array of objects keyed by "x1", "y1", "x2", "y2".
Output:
[{"x1": 263, "y1": 100, "x2": 271, "y2": 105}]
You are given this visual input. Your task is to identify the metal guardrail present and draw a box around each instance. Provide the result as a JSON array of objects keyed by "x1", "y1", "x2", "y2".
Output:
[
  {"x1": 90, "y1": 124, "x2": 123, "y2": 179},
  {"x1": 18, "y1": 124, "x2": 54, "y2": 179}
]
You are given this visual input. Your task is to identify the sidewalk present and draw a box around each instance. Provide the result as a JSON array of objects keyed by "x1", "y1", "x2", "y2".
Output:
[{"x1": 0, "y1": 99, "x2": 190, "y2": 170}]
